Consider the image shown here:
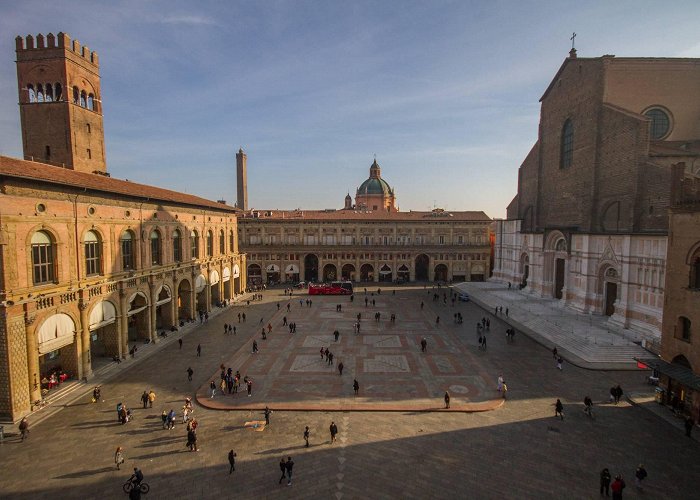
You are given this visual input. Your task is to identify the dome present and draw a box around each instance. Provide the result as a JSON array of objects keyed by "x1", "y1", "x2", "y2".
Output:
[{"x1": 357, "y1": 177, "x2": 393, "y2": 195}]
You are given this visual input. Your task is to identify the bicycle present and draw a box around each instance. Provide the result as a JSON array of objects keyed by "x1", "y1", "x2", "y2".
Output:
[
  {"x1": 123, "y1": 481, "x2": 150, "y2": 494},
  {"x1": 33, "y1": 398, "x2": 49, "y2": 410},
  {"x1": 583, "y1": 404, "x2": 595, "y2": 420}
]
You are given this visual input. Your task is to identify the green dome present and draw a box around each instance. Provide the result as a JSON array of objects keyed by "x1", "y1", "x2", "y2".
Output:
[{"x1": 357, "y1": 177, "x2": 392, "y2": 195}]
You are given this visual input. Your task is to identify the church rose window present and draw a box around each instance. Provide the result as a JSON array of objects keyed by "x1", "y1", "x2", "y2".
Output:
[{"x1": 644, "y1": 108, "x2": 671, "y2": 140}]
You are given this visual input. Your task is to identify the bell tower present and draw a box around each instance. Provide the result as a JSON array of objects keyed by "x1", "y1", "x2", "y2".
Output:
[
  {"x1": 15, "y1": 32, "x2": 107, "y2": 174},
  {"x1": 236, "y1": 148, "x2": 248, "y2": 210}
]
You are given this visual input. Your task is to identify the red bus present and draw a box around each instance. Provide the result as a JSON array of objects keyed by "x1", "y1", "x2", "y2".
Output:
[{"x1": 308, "y1": 281, "x2": 354, "y2": 295}]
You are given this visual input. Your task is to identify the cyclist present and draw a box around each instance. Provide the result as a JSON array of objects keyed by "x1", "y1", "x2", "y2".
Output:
[
  {"x1": 130, "y1": 467, "x2": 144, "y2": 488},
  {"x1": 583, "y1": 396, "x2": 594, "y2": 417}
]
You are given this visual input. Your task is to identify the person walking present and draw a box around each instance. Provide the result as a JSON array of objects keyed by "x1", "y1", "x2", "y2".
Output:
[
  {"x1": 303, "y1": 426, "x2": 310, "y2": 447},
  {"x1": 502, "y1": 381, "x2": 508, "y2": 400},
  {"x1": 421, "y1": 338, "x2": 427, "y2": 353},
  {"x1": 210, "y1": 380, "x2": 216, "y2": 398},
  {"x1": 264, "y1": 406, "x2": 272, "y2": 426},
  {"x1": 600, "y1": 468, "x2": 611, "y2": 496},
  {"x1": 555, "y1": 398, "x2": 564, "y2": 420},
  {"x1": 611, "y1": 474, "x2": 625, "y2": 500},
  {"x1": 278, "y1": 458, "x2": 287, "y2": 484},
  {"x1": 187, "y1": 367, "x2": 193, "y2": 381},
  {"x1": 353, "y1": 379, "x2": 359, "y2": 396},
  {"x1": 196, "y1": 344, "x2": 201, "y2": 357},
  {"x1": 246, "y1": 379, "x2": 253, "y2": 397},
  {"x1": 552, "y1": 346, "x2": 558, "y2": 359},
  {"x1": 141, "y1": 391, "x2": 149, "y2": 409},
  {"x1": 115, "y1": 446, "x2": 125, "y2": 470},
  {"x1": 556, "y1": 356, "x2": 563, "y2": 371},
  {"x1": 148, "y1": 390, "x2": 156, "y2": 408},
  {"x1": 444, "y1": 391, "x2": 450, "y2": 409},
  {"x1": 178, "y1": 338, "x2": 183, "y2": 349},
  {"x1": 338, "y1": 362, "x2": 344, "y2": 376},
  {"x1": 18, "y1": 417, "x2": 29, "y2": 441},
  {"x1": 285, "y1": 457, "x2": 294, "y2": 486},
  {"x1": 329, "y1": 421, "x2": 338, "y2": 444},
  {"x1": 634, "y1": 464, "x2": 647, "y2": 489},
  {"x1": 228, "y1": 450, "x2": 237, "y2": 475},
  {"x1": 614, "y1": 385, "x2": 623, "y2": 404},
  {"x1": 497, "y1": 375, "x2": 504, "y2": 392},
  {"x1": 252, "y1": 340, "x2": 259, "y2": 354}
]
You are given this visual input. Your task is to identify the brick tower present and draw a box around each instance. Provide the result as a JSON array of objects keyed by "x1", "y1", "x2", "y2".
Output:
[
  {"x1": 236, "y1": 148, "x2": 248, "y2": 210},
  {"x1": 15, "y1": 32, "x2": 107, "y2": 173}
]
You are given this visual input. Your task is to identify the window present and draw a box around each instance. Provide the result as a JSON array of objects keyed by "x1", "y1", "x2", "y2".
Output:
[
  {"x1": 458, "y1": 235, "x2": 464, "y2": 244},
  {"x1": 439, "y1": 235, "x2": 445, "y2": 245},
  {"x1": 219, "y1": 230, "x2": 225, "y2": 254},
  {"x1": 87, "y1": 149, "x2": 91, "y2": 159},
  {"x1": 150, "y1": 230, "x2": 162, "y2": 265},
  {"x1": 45, "y1": 83, "x2": 53, "y2": 102},
  {"x1": 84, "y1": 230, "x2": 101, "y2": 276},
  {"x1": 121, "y1": 231, "x2": 134, "y2": 270},
  {"x1": 87, "y1": 123, "x2": 91, "y2": 134},
  {"x1": 37, "y1": 84, "x2": 44, "y2": 102},
  {"x1": 190, "y1": 230, "x2": 199, "y2": 258},
  {"x1": 54, "y1": 83, "x2": 62, "y2": 101},
  {"x1": 45, "y1": 145, "x2": 51, "y2": 160},
  {"x1": 72, "y1": 86, "x2": 79, "y2": 104},
  {"x1": 173, "y1": 229, "x2": 182, "y2": 263},
  {"x1": 560, "y1": 119, "x2": 573, "y2": 168},
  {"x1": 27, "y1": 84, "x2": 36, "y2": 103},
  {"x1": 229, "y1": 230, "x2": 234, "y2": 252},
  {"x1": 80, "y1": 90, "x2": 87, "y2": 108},
  {"x1": 31, "y1": 230, "x2": 55, "y2": 284},
  {"x1": 206, "y1": 230, "x2": 213, "y2": 257},
  {"x1": 690, "y1": 255, "x2": 700, "y2": 290},
  {"x1": 644, "y1": 108, "x2": 671, "y2": 140},
  {"x1": 679, "y1": 316, "x2": 692, "y2": 342},
  {"x1": 87, "y1": 93, "x2": 94, "y2": 110}
]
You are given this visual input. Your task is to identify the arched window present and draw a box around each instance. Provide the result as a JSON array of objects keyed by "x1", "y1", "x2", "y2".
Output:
[
  {"x1": 150, "y1": 230, "x2": 162, "y2": 266},
  {"x1": 190, "y1": 230, "x2": 199, "y2": 259},
  {"x1": 80, "y1": 90, "x2": 87, "y2": 108},
  {"x1": 219, "y1": 230, "x2": 225, "y2": 254},
  {"x1": 31, "y1": 230, "x2": 55, "y2": 284},
  {"x1": 87, "y1": 93, "x2": 94, "y2": 110},
  {"x1": 678, "y1": 316, "x2": 692, "y2": 341},
  {"x1": 73, "y1": 86, "x2": 79, "y2": 104},
  {"x1": 207, "y1": 230, "x2": 214, "y2": 257},
  {"x1": 27, "y1": 84, "x2": 36, "y2": 103},
  {"x1": 37, "y1": 84, "x2": 44, "y2": 102},
  {"x1": 173, "y1": 229, "x2": 182, "y2": 263},
  {"x1": 560, "y1": 119, "x2": 573, "y2": 169},
  {"x1": 691, "y1": 255, "x2": 700, "y2": 290},
  {"x1": 120, "y1": 230, "x2": 135, "y2": 270},
  {"x1": 229, "y1": 230, "x2": 234, "y2": 252},
  {"x1": 84, "y1": 230, "x2": 102, "y2": 276},
  {"x1": 45, "y1": 83, "x2": 53, "y2": 102},
  {"x1": 54, "y1": 83, "x2": 62, "y2": 101},
  {"x1": 644, "y1": 108, "x2": 671, "y2": 140}
]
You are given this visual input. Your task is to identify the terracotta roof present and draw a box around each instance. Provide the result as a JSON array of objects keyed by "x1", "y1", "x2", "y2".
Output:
[
  {"x1": 0, "y1": 155, "x2": 237, "y2": 212},
  {"x1": 239, "y1": 209, "x2": 491, "y2": 222}
]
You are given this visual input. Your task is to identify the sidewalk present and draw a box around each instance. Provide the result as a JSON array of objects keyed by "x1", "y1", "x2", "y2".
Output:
[
  {"x1": 627, "y1": 392, "x2": 700, "y2": 443},
  {"x1": 0, "y1": 294, "x2": 253, "y2": 429},
  {"x1": 454, "y1": 281, "x2": 652, "y2": 370}
]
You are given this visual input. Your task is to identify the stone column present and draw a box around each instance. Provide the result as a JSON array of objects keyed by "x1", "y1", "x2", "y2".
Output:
[
  {"x1": 79, "y1": 298, "x2": 92, "y2": 379},
  {"x1": 25, "y1": 314, "x2": 41, "y2": 404},
  {"x1": 148, "y1": 279, "x2": 157, "y2": 343},
  {"x1": 119, "y1": 287, "x2": 128, "y2": 358},
  {"x1": 190, "y1": 269, "x2": 198, "y2": 317},
  {"x1": 171, "y1": 272, "x2": 179, "y2": 326}
]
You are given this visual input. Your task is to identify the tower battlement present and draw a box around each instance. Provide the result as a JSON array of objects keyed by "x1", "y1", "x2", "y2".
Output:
[{"x1": 15, "y1": 32, "x2": 99, "y2": 67}]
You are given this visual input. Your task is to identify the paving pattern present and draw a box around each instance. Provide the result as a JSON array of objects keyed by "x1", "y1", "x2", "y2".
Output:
[{"x1": 1, "y1": 285, "x2": 699, "y2": 500}]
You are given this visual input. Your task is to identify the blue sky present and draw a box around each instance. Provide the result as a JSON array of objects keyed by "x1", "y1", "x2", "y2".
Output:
[{"x1": 2, "y1": 1, "x2": 700, "y2": 218}]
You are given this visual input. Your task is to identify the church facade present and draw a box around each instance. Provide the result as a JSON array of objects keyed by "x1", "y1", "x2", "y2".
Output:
[
  {"x1": 0, "y1": 33, "x2": 245, "y2": 421},
  {"x1": 492, "y1": 50, "x2": 700, "y2": 342},
  {"x1": 239, "y1": 160, "x2": 492, "y2": 285}
]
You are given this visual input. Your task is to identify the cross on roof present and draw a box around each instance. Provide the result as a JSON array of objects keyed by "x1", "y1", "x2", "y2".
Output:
[{"x1": 570, "y1": 32, "x2": 577, "y2": 50}]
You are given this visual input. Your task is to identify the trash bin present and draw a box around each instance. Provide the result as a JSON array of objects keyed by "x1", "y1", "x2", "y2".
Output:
[{"x1": 655, "y1": 387, "x2": 665, "y2": 404}]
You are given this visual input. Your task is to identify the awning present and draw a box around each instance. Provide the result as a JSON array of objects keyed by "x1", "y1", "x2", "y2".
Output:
[
  {"x1": 233, "y1": 264, "x2": 240, "y2": 278},
  {"x1": 266, "y1": 264, "x2": 280, "y2": 273},
  {"x1": 195, "y1": 274, "x2": 207, "y2": 293},
  {"x1": 222, "y1": 267, "x2": 231, "y2": 282},
  {"x1": 285, "y1": 264, "x2": 299, "y2": 274},
  {"x1": 89, "y1": 300, "x2": 117, "y2": 331},
  {"x1": 38, "y1": 313, "x2": 76, "y2": 354},
  {"x1": 209, "y1": 269, "x2": 220, "y2": 286},
  {"x1": 635, "y1": 357, "x2": 700, "y2": 391}
]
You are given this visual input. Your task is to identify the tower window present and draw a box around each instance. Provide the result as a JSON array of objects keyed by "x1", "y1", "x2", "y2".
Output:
[
  {"x1": 690, "y1": 254, "x2": 700, "y2": 290},
  {"x1": 87, "y1": 123, "x2": 91, "y2": 134},
  {"x1": 73, "y1": 86, "x2": 79, "y2": 104},
  {"x1": 80, "y1": 90, "x2": 86, "y2": 108},
  {"x1": 87, "y1": 149, "x2": 91, "y2": 159},
  {"x1": 37, "y1": 84, "x2": 44, "y2": 102},
  {"x1": 560, "y1": 119, "x2": 574, "y2": 168},
  {"x1": 678, "y1": 316, "x2": 692, "y2": 342},
  {"x1": 87, "y1": 93, "x2": 94, "y2": 111},
  {"x1": 54, "y1": 83, "x2": 62, "y2": 101},
  {"x1": 45, "y1": 145, "x2": 51, "y2": 160},
  {"x1": 45, "y1": 83, "x2": 53, "y2": 102},
  {"x1": 27, "y1": 84, "x2": 36, "y2": 103}
]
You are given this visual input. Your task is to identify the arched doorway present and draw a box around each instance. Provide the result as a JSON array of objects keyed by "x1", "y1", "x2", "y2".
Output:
[
  {"x1": 304, "y1": 254, "x2": 319, "y2": 282},
  {"x1": 602, "y1": 267, "x2": 619, "y2": 316},
  {"x1": 434, "y1": 264, "x2": 448, "y2": 282},
  {"x1": 379, "y1": 264, "x2": 392, "y2": 283},
  {"x1": 177, "y1": 279, "x2": 192, "y2": 322},
  {"x1": 397, "y1": 264, "x2": 409, "y2": 283},
  {"x1": 285, "y1": 264, "x2": 299, "y2": 283},
  {"x1": 520, "y1": 253, "x2": 530, "y2": 288},
  {"x1": 154, "y1": 285, "x2": 173, "y2": 330},
  {"x1": 232, "y1": 264, "x2": 241, "y2": 294},
  {"x1": 415, "y1": 254, "x2": 429, "y2": 281},
  {"x1": 210, "y1": 270, "x2": 221, "y2": 306},
  {"x1": 266, "y1": 264, "x2": 280, "y2": 285},
  {"x1": 342, "y1": 264, "x2": 356, "y2": 281},
  {"x1": 323, "y1": 263, "x2": 337, "y2": 282},
  {"x1": 88, "y1": 300, "x2": 118, "y2": 358},
  {"x1": 360, "y1": 263, "x2": 374, "y2": 282},
  {"x1": 247, "y1": 264, "x2": 262, "y2": 286},
  {"x1": 222, "y1": 267, "x2": 231, "y2": 300},
  {"x1": 37, "y1": 313, "x2": 78, "y2": 385},
  {"x1": 195, "y1": 274, "x2": 207, "y2": 313},
  {"x1": 127, "y1": 292, "x2": 150, "y2": 341},
  {"x1": 549, "y1": 235, "x2": 568, "y2": 300}
]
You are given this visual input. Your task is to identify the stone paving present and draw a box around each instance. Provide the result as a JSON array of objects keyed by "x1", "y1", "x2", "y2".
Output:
[{"x1": 1, "y1": 285, "x2": 699, "y2": 499}]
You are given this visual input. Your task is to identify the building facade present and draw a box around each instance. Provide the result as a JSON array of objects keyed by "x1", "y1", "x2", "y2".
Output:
[
  {"x1": 492, "y1": 50, "x2": 700, "y2": 342},
  {"x1": 239, "y1": 162, "x2": 491, "y2": 285},
  {"x1": 0, "y1": 34, "x2": 245, "y2": 421}
]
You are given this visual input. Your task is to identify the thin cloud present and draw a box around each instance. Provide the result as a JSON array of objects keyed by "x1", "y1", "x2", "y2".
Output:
[{"x1": 158, "y1": 14, "x2": 219, "y2": 26}]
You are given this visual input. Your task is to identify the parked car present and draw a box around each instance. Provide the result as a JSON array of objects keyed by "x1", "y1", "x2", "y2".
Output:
[{"x1": 458, "y1": 293, "x2": 470, "y2": 302}]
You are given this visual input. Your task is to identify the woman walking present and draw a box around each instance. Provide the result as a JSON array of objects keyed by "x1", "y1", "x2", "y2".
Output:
[{"x1": 114, "y1": 446, "x2": 125, "y2": 470}]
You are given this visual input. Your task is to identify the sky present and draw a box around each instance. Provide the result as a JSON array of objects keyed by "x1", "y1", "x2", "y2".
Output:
[{"x1": 2, "y1": 1, "x2": 700, "y2": 219}]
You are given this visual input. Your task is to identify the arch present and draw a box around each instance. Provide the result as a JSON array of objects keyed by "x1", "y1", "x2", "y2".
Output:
[
  {"x1": 598, "y1": 263, "x2": 620, "y2": 316},
  {"x1": 195, "y1": 274, "x2": 207, "y2": 293},
  {"x1": 342, "y1": 263, "x2": 356, "y2": 281},
  {"x1": 397, "y1": 264, "x2": 409, "y2": 283},
  {"x1": 45, "y1": 83, "x2": 53, "y2": 102},
  {"x1": 31, "y1": 229, "x2": 56, "y2": 284},
  {"x1": 155, "y1": 284, "x2": 172, "y2": 305},
  {"x1": 519, "y1": 253, "x2": 530, "y2": 287},
  {"x1": 379, "y1": 264, "x2": 392, "y2": 283},
  {"x1": 222, "y1": 266, "x2": 231, "y2": 282},
  {"x1": 323, "y1": 263, "x2": 337, "y2": 281},
  {"x1": 127, "y1": 291, "x2": 149, "y2": 311},
  {"x1": 233, "y1": 264, "x2": 240, "y2": 278},
  {"x1": 247, "y1": 264, "x2": 262, "y2": 284},
  {"x1": 360, "y1": 263, "x2": 374, "y2": 282},
  {"x1": 434, "y1": 264, "x2": 448, "y2": 282},
  {"x1": 127, "y1": 291, "x2": 149, "y2": 341},
  {"x1": 54, "y1": 82, "x2": 62, "y2": 101},
  {"x1": 37, "y1": 313, "x2": 76, "y2": 354},
  {"x1": 672, "y1": 354, "x2": 692, "y2": 370},
  {"x1": 304, "y1": 254, "x2": 319, "y2": 282},
  {"x1": 27, "y1": 84, "x2": 36, "y2": 103},
  {"x1": 560, "y1": 118, "x2": 573, "y2": 168},
  {"x1": 209, "y1": 269, "x2": 220, "y2": 285},
  {"x1": 88, "y1": 300, "x2": 117, "y2": 331},
  {"x1": 266, "y1": 264, "x2": 280, "y2": 284},
  {"x1": 177, "y1": 278, "x2": 192, "y2": 321},
  {"x1": 37, "y1": 83, "x2": 44, "y2": 102},
  {"x1": 415, "y1": 254, "x2": 429, "y2": 281}
]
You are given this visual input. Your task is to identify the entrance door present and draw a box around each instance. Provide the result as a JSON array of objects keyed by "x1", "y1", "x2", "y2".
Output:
[
  {"x1": 604, "y1": 282, "x2": 617, "y2": 316},
  {"x1": 522, "y1": 265, "x2": 529, "y2": 288},
  {"x1": 554, "y1": 258, "x2": 565, "y2": 299}
]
